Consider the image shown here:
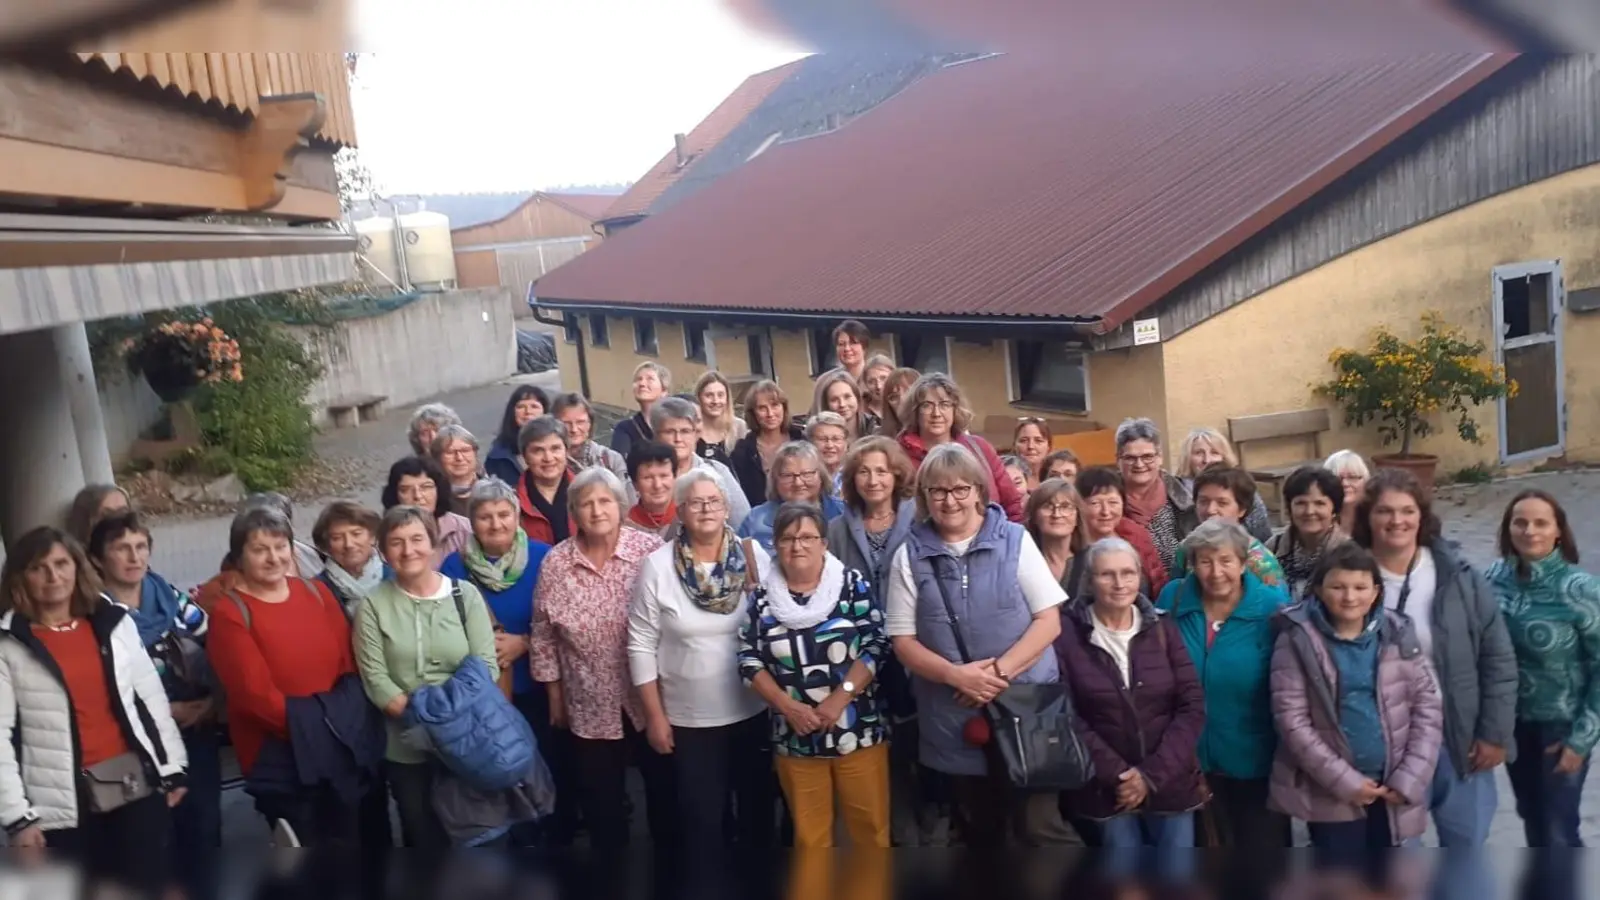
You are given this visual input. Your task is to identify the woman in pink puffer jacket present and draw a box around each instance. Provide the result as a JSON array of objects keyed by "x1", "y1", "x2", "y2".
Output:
[{"x1": 1267, "y1": 543, "x2": 1443, "y2": 847}]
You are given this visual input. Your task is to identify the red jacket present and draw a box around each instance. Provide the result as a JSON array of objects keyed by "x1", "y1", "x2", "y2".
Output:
[
  {"x1": 898, "y1": 431, "x2": 1025, "y2": 523},
  {"x1": 517, "y1": 471, "x2": 575, "y2": 545}
]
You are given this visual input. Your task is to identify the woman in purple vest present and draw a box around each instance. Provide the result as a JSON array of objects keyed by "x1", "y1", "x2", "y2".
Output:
[{"x1": 884, "y1": 442, "x2": 1083, "y2": 846}]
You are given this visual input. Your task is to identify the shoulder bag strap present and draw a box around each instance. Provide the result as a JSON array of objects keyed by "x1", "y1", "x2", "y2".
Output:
[
  {"x1": 927, "y1": 560, "x2": 976, "y2": 666},
  {"x1": 1394, "y1": 548, "x2": 1421, "y2": 615},
  {"x1": 450, "y1": 579, "x2": 470, "y2": 638},
  {"x1": 742, "y1": 538, "x2": 762, "y2": 589},
  {"x1": 225, "y1": 591, "x2": 251, "y2": 632}
]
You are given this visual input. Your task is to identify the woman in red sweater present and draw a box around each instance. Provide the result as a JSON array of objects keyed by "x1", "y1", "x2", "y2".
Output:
[
  {"x1": 206, "y1": 506, "x2": 363, "y2": 847},
  {"x1": 894, "y1": 373, "x2": 1025, "y2": 522}
]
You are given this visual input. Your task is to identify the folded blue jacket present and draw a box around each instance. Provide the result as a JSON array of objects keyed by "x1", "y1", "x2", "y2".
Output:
[{"x1": 403, "y1": 656, "x2": 536, "y2": 793}]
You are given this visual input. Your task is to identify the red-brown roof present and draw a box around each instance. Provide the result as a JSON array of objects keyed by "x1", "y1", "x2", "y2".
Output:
[
  {"x1": 539, "y1": 46, "x2": 1512, "y2": 330},
  {"x1": 545, "y1": 193, "x2": 618, "y2": 222},
  {"x1": 599, "y1": 60, "x2": 802, "y2": 223}
]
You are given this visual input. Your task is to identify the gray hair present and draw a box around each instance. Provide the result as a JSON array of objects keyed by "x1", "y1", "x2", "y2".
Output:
[
  {"x1": 804, "y1": 411, "x2": 849, "y2": 441},
  {"x1": 228, "y1": 506, "x2": 294, "y2": 563},
  {"x1": 517, "y1": 415, "x2": 569, "y2": 455},
  {"x1": 408, "y1": 403, "x2": 462, "y2": 455},
  {"x1": 901, "y1": 372, "x2": 972, "y2": 437},
  {"x1": 568, "y1": 467, "x2": 629, "y2": 521},
  {"x1": 242, "y1": 492, "x2": 293, "y2": 521},
  {"x1": 914, "y1": 442, "x2": 990, "y2": 520},
  {"x1": 1114, "y1": 417, "x2": 1162, "y2": 456},
  {"x1": 466, "y1": 478, "x2": 519, "y2": 520},
  {"x1": 1179, "y1": 517, "x2": 1253, "y2": 562},
  {"x1": 429, "y1": 424, "x2": 479, "y2": 460},
  {"x1": 1323, "y1": 449, "x2": 1371, "y2": 480},
  {"x1": 1000, "y1": 454, "x2": 1029, "y2": 473},
  {"x1": 377, "y1": 504, "x2": 438, "y2": 549},
  {"x1": 648, "y1": 396, "x2": 701, "y2": 433},
  {"x1": 672, "y1": 468, "x2": 728, "y2": 508},
  {"x1": 768, "y1": 440, "x2": 832, "y2": 500},
  {"x1": 1086, "y1": 536, "x2": 1141, "y2": 573}
]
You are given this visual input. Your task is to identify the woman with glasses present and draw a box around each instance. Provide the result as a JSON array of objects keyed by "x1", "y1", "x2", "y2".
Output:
[
  {"x1": 1175, "y1": 428, "x2": 1272, "y2": 542},
  {"x1": 806, "y1": 412, "x2": 852, "y2": 494},
  {"x1": 484, "y1": 386, "x2": 548, "y2": 487},
  {"x1": 1324, "y1": 450, "x2": 1371, "y2": 535},
  {"x1": 1113, "y1": 418, "x2": 1198, "y2": 575},
  {"x1": 1026, "y1": 478, "x2": 1091, "y2": 600},
  {"x1": 739, "y1": 502, "x2": 889, "y2": 847},
  {"x1": 739, "y1": 442, "x2": 846, "y2": 556},
  {"x1": 381, "y1": 456, "x2": 470, "y2": 568},
  {"x1": 429, "y1": 425, "x2": 482, "y2": 516},
  {"x1": 896, "y1": 373, "x2": 1024, "y2": 523},
  {"x1": 730, "y1": 380, "x2": 804, "y2": 508},
  {"x1": 629, "y1": 470, "x2": 775, "y2": 858},
  {"x1": 1012, "y1": 418, "x2": 1052, "y2": 490},
  {"x1": 885, "y1": 443, "x2": 1080, "y2": 847},
  {"x1": 551, "y1": 393, "x2": 628, "y2": 483}
]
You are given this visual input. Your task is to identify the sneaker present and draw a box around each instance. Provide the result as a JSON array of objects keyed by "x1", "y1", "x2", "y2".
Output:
[{"x1": 271, "y1": 819, "x2": 302, "y2": 848}]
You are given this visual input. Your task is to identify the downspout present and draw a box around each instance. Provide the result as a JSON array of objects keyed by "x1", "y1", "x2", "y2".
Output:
[{"x1": 532, "y1": 307, "x2": 588, "y2": 398}]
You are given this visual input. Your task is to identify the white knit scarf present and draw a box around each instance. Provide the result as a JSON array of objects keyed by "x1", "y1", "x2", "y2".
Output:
[{"x1": 763, "y1": 551, "x2": 846, "y2": 631}]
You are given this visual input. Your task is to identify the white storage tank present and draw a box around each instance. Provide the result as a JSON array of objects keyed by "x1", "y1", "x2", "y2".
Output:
[
  {"x1": 397, "y1": 211, "x2": 458, "y2": 291},
  {"x1": 353, "y1": 216, "x2": 401, "y2": 288}
]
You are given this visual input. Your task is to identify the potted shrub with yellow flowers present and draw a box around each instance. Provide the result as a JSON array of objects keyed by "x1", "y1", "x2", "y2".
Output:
[
  {"x1": 1316, "y1": 313, "x2": 1515, "y2": 493},
  {"x1": 123, "y1": 317, "x2": 244, "y2": 403}
]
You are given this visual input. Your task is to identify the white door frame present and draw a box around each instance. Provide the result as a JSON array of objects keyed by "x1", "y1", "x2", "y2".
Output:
[{"x1": 1491, "y1": 260, "x2": 1566, "y2": 464}]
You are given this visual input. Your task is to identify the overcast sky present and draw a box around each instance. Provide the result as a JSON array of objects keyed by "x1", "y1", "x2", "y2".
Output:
[{"x1": 350, "y1": 0, "x2": 805, "y2": 194}]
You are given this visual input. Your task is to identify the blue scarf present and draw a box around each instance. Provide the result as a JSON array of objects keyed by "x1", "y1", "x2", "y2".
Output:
[{"x1": 130, "y1": 572, "x2": 182, "y2": 648}]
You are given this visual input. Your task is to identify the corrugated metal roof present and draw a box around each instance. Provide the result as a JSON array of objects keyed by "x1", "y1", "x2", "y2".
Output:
[
  {"x1": 599, "y1": 59, "x2": 802, "y2": 223},
  {"x1": 538, "y1": 48, "x2": 1511, "y2": 329}
]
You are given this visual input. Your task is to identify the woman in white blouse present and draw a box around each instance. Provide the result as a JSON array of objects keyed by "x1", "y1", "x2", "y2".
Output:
[{"x1": 628, "y1": 469, "x2": 774, "y2": 858}]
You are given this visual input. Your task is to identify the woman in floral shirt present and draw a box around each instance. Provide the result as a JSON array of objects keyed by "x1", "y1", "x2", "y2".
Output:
[
  {"x1": 529, "y1": 468, "x2": 669, "y2": 851},
  {"x1": 738, "y1": 502, "x2": 890, "y2": 848}
]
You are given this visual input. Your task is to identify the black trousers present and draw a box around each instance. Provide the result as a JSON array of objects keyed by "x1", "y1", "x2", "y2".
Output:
[
  {"x1": 46, "y1": 791, "x2": 170, "y2": 893},
  {"x1": 572, "y1": 720, "x2": 677, "y2": 851},
  {"x1": 515, "y1": 686, "x2": 581, "y2": 846},
  {"x1": 387, "y1": 761, "x2": 450, "y2": 853},
  {"x1": 672, "y1": 712, "x2": 775, "y2": 856}
]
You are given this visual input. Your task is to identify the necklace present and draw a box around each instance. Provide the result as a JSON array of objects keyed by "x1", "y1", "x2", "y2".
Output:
[{"x1": 43, "y1": 619, "x2": 80, "y2": 633}]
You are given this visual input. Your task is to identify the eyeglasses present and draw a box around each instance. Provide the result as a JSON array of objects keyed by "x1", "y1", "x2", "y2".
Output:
[
  {"x1": 1119, "y1": 453, "x2": 1160, "y2": 468},
  {"x1": 443, "y1": 447, "x2": 475, "y2": 458},
  {"x1": 778, "y1": 535, "x2": 823, "y2": 549},
  {"x1": 1017, "y1": 416, "x2": 1047, "y2": 424},
  {"x1": 1042, "y1": 502, "x2": 1076, "y2": 517},
  {"x1": 918, "y1": 400, "x2": 955, "y2": 414},
  {"x1": 658, "y1": 426, "x2": 696, "y2": 440},
  {"x1": 685, "y1": 498, "x2": 725, "y2": 512},
  {"x1": 778, "y1": 470, "x2": 820, "y2": 483},
  {"x1": 927, "y1": 484, "x2": 975, "y2": 503}
]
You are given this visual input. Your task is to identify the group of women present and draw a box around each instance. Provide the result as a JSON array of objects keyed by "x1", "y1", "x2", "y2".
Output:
[{"x1": 0, "y1": 318, "x2": 1595, "y2": 891}]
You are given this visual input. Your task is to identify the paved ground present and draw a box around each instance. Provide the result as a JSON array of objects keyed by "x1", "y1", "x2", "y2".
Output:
[{"x1": 143, "y1": 384, "x2": 1600, "y2": 854}]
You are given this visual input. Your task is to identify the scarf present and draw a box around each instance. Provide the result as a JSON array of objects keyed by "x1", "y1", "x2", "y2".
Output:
[
  {"x1": 764, "y1": 552, "x2": 846, "y2": 631},
  {"x1": 673, "y1": 527, "x2": 752, "y2": 615},
  {"x1": 462, "y1": 531, "x2": 531, "y2": 593},
  {"x1": 130, "y1": 572, "x2": 182, "y2": 647},
  {"x1": 629, "y1": 502, "x2": 677, "y2": 531},
  {"x1": 1122, "y1": 474, "x2": 1169, "y2": 528}
]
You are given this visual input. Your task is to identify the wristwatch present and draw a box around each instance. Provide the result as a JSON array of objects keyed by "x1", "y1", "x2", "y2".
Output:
[{"x1": 841, "y1": 680, "x2": 857, "y2": 697}]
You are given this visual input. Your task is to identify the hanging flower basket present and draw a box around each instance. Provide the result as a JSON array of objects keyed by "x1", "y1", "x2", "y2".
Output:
[{"x1": 123, "y1": 318, "x2": 244, "y2": 404}]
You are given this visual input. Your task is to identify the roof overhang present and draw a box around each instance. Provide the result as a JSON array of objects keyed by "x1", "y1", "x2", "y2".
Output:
[{"x1": 0, "y1": 213, "x2": 356, "y2": 335}]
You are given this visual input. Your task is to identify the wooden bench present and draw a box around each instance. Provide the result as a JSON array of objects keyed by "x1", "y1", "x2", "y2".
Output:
[
  {"x1": 326, "y1": 394, "x2": 388, "y2": 429},
  {"x1": 1227, "y1": 408, "x2": 1333, "y2": 503}
]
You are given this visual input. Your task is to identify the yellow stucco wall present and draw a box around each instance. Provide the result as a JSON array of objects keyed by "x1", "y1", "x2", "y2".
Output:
[
  {"x1": 1163, "y1": 162, "x2": 1600, "y2": 473},
  {"x1": 948, "y1": 338, "x2": 1168, "y2": 438}
]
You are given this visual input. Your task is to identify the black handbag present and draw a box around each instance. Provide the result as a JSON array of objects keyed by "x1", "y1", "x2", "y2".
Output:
[{"x1": 930, "y1": 570, "x2": 1093, "y2": 791}]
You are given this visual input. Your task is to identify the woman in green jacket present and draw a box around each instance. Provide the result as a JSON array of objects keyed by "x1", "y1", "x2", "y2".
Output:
[
  {"x1": 1157, "y1": 519, "x2": 1291, "y2": 850},
  {"x1": 1490, "y1": 489, "x2": 1600, "y2": 848},
  {"x1": 355, "y1": 505, "x2": 499, "y2": 852}
]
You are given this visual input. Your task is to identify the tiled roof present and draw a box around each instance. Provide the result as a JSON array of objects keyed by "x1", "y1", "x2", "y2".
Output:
[
  {"x1": 599, "y1": 59, "x2": 802, "y2": 223},
  {"x1": 545, "y1": 193, "x2": 619, "y2": 222},
  {"x1": 537, "y1": 45, "x2": 1510, "y2": 329}
]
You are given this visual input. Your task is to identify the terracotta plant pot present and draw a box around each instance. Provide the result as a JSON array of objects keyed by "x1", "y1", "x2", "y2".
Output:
[{"x1": 1373, "y1": 452, "x2": 1439, "y2": 495}]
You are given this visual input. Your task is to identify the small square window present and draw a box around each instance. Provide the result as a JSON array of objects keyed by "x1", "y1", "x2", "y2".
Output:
[
  {"x1": 747, "y1": 332, "x2": 773, "y2": 377},
  {"x1": 588, "y1": 315, "x2": 609, "y2": 348},
  {"x1": 808, "y1": 328, "x2": 839, "y2": 376},
  {"x1": 684, "y1": 323, "x2": 708, "y2": 363},
  {"x1": 634, "y1": 318, "x2": 658, "y2": 356},
  {"x1": 562, "y1": 316, "x2": 581, "y2": 345},
  {"x1": 897, "y1": 334, "x2": 948, "y2": 374},
  {"x1": 1012, "y1": 341, "x2": 1089, "y2": 412}
]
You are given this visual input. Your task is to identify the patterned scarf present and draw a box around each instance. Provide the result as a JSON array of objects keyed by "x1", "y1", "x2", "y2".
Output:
[
  {"x1": 322, "y1": 553, "x2": 385, "y2": 607},
  {"x1": 673, "y1": 527, "x2": 752, "y2": 615},
  {"x1": 462, "y1": 531, "x2": 531, "y2": 593}
]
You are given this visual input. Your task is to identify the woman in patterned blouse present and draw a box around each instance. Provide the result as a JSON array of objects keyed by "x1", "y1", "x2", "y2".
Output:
[
  {"x1": 530, "y1": 468, "x2": 668, "y2": 851},
  {"x1": 738, "y1": 502, "x2": 890, "y2": 847},
  {"x1": 1114, "y1": 418, "x2": 1198, "y2": 574}
]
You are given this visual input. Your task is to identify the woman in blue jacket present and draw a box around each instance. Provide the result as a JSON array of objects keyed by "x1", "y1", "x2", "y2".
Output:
[
  {"x1": 1157, "y1": 519, "x2": 1291, "y2": 850},
  {"x1": 738, "y1": 442, "x2": 845, "y2": 555}
]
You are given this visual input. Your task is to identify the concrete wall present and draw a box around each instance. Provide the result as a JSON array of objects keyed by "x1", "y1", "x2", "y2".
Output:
[
  {"x1": 1162, "y1": 162, "x2": 1600, "y2": 473},
  {"x1": 100, "y1": 371, "x2": 164, "y2": 463}
]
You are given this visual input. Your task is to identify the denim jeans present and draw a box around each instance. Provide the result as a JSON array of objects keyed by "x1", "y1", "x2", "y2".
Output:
[
  {"x1": 1506, "y1": 720, "x2": 1588, "y2": 847},
  {"x1": 1308, "y1": 804, "x2": 1397, "y2": 888},
  {"x1": 171, "y1": 727, "x2": 222, "y2": 900},
  {"x1": 1100, "y1": 812, "x2": 1194, "y2": 880},
  {"x1": 1429, "y1": 747, "x2": 1498, "y2": 846}
]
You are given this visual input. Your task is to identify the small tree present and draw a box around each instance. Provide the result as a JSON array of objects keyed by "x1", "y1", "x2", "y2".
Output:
[{"x1": 1316, "y1": 313, "x2": 1516, "y2": 457}]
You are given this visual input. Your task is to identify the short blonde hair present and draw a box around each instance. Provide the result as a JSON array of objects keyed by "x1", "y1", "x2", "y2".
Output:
[
  {"x1": 633, "y1": 360, "x2": 672, "y2": 392},
  {"x1": 914, "y1": 442, "x2": 989, "y2": 520},
  {"x1": 902, "y1": 373, "x2": 973, "y2": 438},
  {"x1": 1176, "y1": 427, "x2": 1239, "y2": 478}
]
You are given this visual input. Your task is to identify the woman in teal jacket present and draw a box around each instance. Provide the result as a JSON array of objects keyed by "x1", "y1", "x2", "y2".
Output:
[
  {"x1": 1157, "y1": 519, "x2": 1291, "y2": 849},
  {"x1": 1489, "y1": 489, "x2": 1600, "y2": 848}
]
